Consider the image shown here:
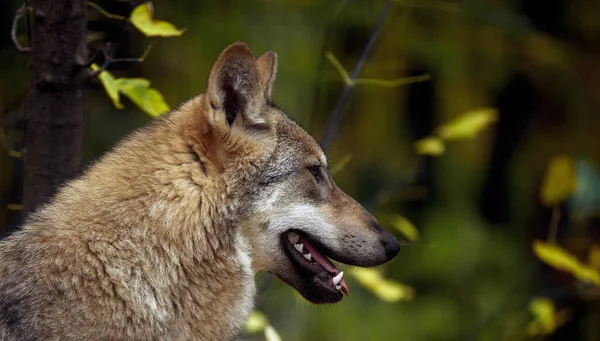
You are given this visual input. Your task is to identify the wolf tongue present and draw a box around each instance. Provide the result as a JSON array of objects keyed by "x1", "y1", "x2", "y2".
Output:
[{"x1": 298, "y1": 237, "x2": 349, "y2": 296}]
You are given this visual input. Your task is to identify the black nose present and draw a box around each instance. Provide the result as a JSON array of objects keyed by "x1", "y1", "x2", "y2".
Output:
[{"x1": 382, "y1": 234, "x2": 400, "y2": 260}]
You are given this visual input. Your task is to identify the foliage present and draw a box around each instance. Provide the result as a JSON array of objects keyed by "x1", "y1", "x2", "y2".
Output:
[
  {"x1": 533, "y1": 240, "x2": 600, "y2": 286},
  {"x1": 114, "y1": 78, "x2": 170, "y2": 117},
  {"x1": 348, "y1": 267, "x2": 414, "y2": 302},
  {"x1": 415, "y1": 108, "x2": 498, "y2": 156},
  {"x1": 414, "y1": 136, "x2": 445, "y2": 156},
  {"x1": 91, "y1": 63, "x2": 123, "y2": 109},
  {"x1": 541, "y1": 155, "x2": 577, "y2": 207},
  {"x1": 89, "y1": 2, "x2": 180, "y2": 115},
  {"x1": 245, "y1": 311, "x2": 282, "y2": 341},
  {"x1": 130, "y1": 2, "x2": 184, "y2": 37},
  {"x1": 389, "y1": 214, "x2": 419, "y2": 242},
  {"x1": 527, "y1": 297, "x2": 570, "y2": 336},
  {"x1": 92, "y1": 64, "x2": 170, "y2": 116}
]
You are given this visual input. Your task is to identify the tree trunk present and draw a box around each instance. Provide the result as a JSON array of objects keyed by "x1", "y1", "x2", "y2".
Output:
[{"x1": 23, "y1": 0, "x2": 87, "y2": 215}]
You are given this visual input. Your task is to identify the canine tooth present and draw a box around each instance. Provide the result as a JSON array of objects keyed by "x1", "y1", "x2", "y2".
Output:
[
  {"x1": 332, "y1": 271, "x2": 344, "y2": 285},
  {"x1": 294, "y1": 243, "x2": 304, "y2": 253},
  {"x1": 288, "y1": 232, "x2": 299, "y2": 244},
  {"x1": 303, "y1": 253, "x2": 312, "y2": 261},
  {"x1": 335, "y1": 285, "x2": 342, "y2": 291}
]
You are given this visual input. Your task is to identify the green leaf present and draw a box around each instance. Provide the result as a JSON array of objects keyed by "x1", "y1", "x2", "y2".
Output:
[
  {"x1": 348, "y1": 267, "x2": 414, "y2": 302},
  {"x1": 533, "y1": 240, "x2": 600, "y2": 286},
  {"x1": 130, "y1": 2, "x2": 184, "y2": 37},
  {"x1": 414, "y1": 136, "x2": 445, "y2": 156},
  {"x1": 541, "y1": 155, "x2": 577, "y2": 207},
  {"x1": 390, "y1": 214, "x2": 419, "y2": 242},
  {"x1": 437, "y1": 108, "x2": 498, "y2": 140},
  {"x1": 115, "y1": 78, "x2": 170, "y2": 117},
  {"x1": 91, "y1": 63, "x2": 123, "y2": 109},
  {"x1": 245, "y1": 310, "x2": 268, "y2": 333}
]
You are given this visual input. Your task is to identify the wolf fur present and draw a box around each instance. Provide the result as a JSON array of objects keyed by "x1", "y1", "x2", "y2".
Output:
[{"x1": 0, "y1": 42, "x2": 399, "y2": 341}]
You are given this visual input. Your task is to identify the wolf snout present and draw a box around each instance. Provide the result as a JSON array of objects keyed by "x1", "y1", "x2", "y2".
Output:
[
  {"x1": 369, "y1": 220, "x2": 400, "y2": 261},
  {"x1": 381, "y1": 232, "x2": 400, "y2": 260}
]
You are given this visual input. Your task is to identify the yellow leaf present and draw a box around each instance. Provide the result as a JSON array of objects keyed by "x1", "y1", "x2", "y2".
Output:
[
  {"x1": 8, "y1": 150, "x2": 22, "y2": 158},
  {"x1": 245, "y1": 311, "x2": 267, "y2": 333},
  {"x1": 437, "y1": 108, "x2": 498, "y2": 140},
  {"x1": 264, "y1": 326, "x2": 282, "y2": 341},
  {"x1": 7, "y1": 204, "x2": 23, "y2": 211},
  {"x1": 414, "y1": 136, "x2": 445, "y2": 156},
  {"x1": 529, "y1": 298, "x2": 555, "y2": 334},
  {"x1": 348, "y1": 267, "x2": 414, "y2": 302},
  {"x1": 115, "y1": 78, "x2": 170, "y2": 117},
  {"x1": 527, "y1": 297, "x2": 570, "y2": 336},
  {"x1": 130, "y1": 2, "x2": 184, "y2": 37},
  {"x1": 91, "y1": 63, "x2": 123, "y2": 109},
  {"x1": 541, "y1": 155, "x2": 577, "y2": 206},
  {"x1": 533, "y1": 240, "x2": 600, "y2": 286},
  {"x1": 589, "y1": 245, "x2": 600, "y2": 270},
  {"x1": 390, "y1": 214, "x2": 419, "y2": 241}
]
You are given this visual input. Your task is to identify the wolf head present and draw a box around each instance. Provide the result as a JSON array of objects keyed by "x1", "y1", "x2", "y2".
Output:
[{"x1": 189, "y1": 42, "x2": 400, "y2": 304}]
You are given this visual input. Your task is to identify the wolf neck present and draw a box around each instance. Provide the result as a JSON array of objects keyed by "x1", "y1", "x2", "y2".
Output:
[{"x1": 30, "y1": 103, "x2": 258, "y2": 337}]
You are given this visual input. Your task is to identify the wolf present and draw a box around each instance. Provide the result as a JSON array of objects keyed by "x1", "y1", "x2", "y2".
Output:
[{"x1": 0, "y1": 42, "x2": 400, "y2": 341}]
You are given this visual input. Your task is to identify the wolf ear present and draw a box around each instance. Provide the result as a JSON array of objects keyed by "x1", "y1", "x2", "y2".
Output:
[
  {"x1": 256, "y1": 51, "x2": 278, "y2": 101},
  {"x1": 206, "y1": 42, "x2": 267, "y2": 128}
]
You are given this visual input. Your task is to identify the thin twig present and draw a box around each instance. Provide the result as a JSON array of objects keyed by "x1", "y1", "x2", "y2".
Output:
[
  {"x1": 353, "y1": 74, "x2": 431, "y2": 87},
  {"x1": 87, "y1": 1, "x2": 127, "y2": 20},
  {"x1": 88, "y1": 44, "x2": 153, "y2": 78},
  {"x1": 547, "y1": 206, "x2": 561, "y2": 243},
  {"x1": 11, "y1": 3, "x2": 30, "y2": 53},
  {"x1": 320, "y1": 1, "x2": 393, "y2": 147},
  {"x1": 84, "y1": 47, "x2": 103, "y2": 67},
  {"x1": 326, "y1": 51, "x2": 431, "y2": 88}
]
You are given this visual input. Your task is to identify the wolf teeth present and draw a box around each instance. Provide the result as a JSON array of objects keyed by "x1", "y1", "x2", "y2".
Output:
[
  {"x1": 332, "y1": 271, "x2": 344, "y2": 286},
  {"x1": 288, "y1": 232, "x2": 299, "y2": 244},
  {"x1": 335, "y1": 284, "x2": 342, "y2": 291},
  {"x1": 303, "y1": 253, "x2": 312, "y2": 261},
  {"x1": 294, "y1": 243, "x2": 304, "y2": 253}
]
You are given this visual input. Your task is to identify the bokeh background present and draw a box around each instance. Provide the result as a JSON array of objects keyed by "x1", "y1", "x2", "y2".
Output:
[{"x1": 2, "y1": 0, "x2": 600, "y2": 340}]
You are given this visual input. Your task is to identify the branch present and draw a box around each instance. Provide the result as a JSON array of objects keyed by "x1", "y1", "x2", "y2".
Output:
[
  {"x1": 88, "y1": 44, "x2": 152, "y2": 78},
  {"x1": 353, "y1": 74, "x2": 431, "y2": 87},
  {"x1": 87, "y1": 1, "x2": 127, "y2": 20},
  {"x1": 326, "y1": 51, "x2": 431, "y2": 88},
  {"x1": 547, "y1": 206, "x2": 561, "y2": 243},
  {"x1": 11, "y1": 3, "x2": 30, "y2": 53},
  {"x1": 320, "y1": 1, "x2": 393, "y2": 148}
]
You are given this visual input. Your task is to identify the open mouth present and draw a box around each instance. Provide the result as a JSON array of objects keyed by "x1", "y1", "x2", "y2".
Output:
[{"x1": 281, "y1": 231, "x2": 349, "y2": 299}]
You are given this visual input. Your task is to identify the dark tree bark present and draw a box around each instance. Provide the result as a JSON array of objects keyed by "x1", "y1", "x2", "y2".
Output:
[{"x1": 23, "y1": 0, "x2": 87, "y2": 215}]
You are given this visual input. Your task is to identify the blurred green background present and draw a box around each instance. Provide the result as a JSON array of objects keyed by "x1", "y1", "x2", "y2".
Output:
[{"x1": 2, "y1": 0, "x2": 600, "y2": 340}]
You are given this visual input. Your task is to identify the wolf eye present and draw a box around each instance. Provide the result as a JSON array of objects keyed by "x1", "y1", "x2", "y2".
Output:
[{"x1": 307, "y1": 165, "x2": 322, "y2": 181}]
